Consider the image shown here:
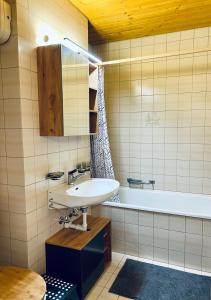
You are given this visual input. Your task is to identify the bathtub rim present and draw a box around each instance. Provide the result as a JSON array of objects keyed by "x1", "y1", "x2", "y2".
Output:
[{"x1": 103, "y1": 186, "x2": 211, "y2": 220}]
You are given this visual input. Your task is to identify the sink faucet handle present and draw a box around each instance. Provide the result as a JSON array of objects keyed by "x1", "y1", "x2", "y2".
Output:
[
  {"x1": 68, "y1": 169, "x2": 77, "y2": 175},
  {"x1": 149, "y1": 180, "x2": 155, "y2": 184},
  {"x1": 76, "y1": 162, "x2": 86, "y2": 174},
  {"x1": 68, "y1": 169, "x2": 77, "y2": 185}
]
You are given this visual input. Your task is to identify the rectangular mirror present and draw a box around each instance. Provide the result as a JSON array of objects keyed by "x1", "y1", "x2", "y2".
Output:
[{"x1": 62, "y1": 46, "x2": 89, "y2": 136}]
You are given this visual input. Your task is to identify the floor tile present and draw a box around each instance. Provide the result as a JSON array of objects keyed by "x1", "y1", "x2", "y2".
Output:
[
  {"x1": 117, "y1": 253, "x2": 139, "y2": 268},
  {"x1": 105, "y1": 274, "x2": 117, "y2": 289},
  {"x1": 85, "y1": 286, "x2": 103, "y2": 300},
  {"x1": 106, "y1": 261, "x2": 120, "y2": 273},
  {"x1": 112, "y1": 252, "x2": 124, "y2": 263},
  {"x1": 98, "y1": 288, "x2": 118, "y2": 300},
  {"x1": 113, "y1": 266, "x2": 121, "y2": 275},
  {"x1": 96, "y1": 271, "x2": 113, "y2": 288}
]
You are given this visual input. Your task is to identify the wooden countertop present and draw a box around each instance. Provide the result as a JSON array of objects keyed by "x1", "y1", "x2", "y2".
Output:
[
  {"x1": 0, "y1": 266, "x2": 46, "y2": 300},
  {"x1": 46, "y1": 215, "x2": 110, "y2": 250}
]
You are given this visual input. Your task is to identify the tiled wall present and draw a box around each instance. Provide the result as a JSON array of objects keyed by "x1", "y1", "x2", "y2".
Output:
[
  {"x1": 92, "y1": 205, "x2": 211, "y2": 273},
  {"x1": 94, "y1": 27, "x2": 211, "y2": 194},
  {"x1": 0, "y1": 0, "x2": 90, "y2": 272}
]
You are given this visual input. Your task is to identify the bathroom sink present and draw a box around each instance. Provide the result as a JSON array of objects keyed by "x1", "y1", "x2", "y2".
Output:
[{"x1": 48, "y1": 178, "x2": 119, "y2": 208}]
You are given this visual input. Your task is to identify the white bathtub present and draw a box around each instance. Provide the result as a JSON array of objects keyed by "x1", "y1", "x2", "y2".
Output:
[
  {"x1": 104, "y1": 186, "x2": 211, "y2": 219},
  {"x1": 91, "y1": 186, "x2": 211, "y2": 272}
]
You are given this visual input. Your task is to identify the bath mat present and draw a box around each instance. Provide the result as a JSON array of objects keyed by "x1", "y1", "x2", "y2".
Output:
[{"x1": 109, "y1": 259, "x2": 211, "y2": 300}]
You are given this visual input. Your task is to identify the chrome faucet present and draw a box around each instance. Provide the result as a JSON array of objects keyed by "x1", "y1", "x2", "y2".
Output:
[
  {"x1": 127, "y1": 178, "x2": 155, "y2": 190},
  {"x1": 68, "y1": 169, "x2": 86, "y2": 185}
]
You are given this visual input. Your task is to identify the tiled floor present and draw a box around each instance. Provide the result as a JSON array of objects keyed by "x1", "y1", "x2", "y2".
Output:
[
  {"x1": 85, "y1": 252, "x2": 211, "y2": 300},
  {"x1": 85, "y1": 252, "x2": 131, "y2": 300}
]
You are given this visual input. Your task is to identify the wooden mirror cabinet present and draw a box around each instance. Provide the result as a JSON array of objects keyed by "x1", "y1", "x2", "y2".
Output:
[{"x1": 37, "y1": 44, "x2": 98, "y2": 136}]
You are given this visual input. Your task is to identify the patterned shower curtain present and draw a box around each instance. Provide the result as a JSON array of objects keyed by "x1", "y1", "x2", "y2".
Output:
[{"x1": 90, "y1": 66, "x2": 119, "y2": 202}]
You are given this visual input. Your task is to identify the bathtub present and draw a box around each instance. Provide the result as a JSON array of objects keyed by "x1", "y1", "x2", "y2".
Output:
[
  {"x1": 104, "y1": 186, "x2": 211, "y2": 219},
  {"x1": 92, "y1": 186, "x2": 211, "y2": 272}
]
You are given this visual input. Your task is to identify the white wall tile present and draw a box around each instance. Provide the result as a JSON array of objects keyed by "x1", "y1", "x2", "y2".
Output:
[
  {"x1": 10, "y1": 212, "x2": 27, "y2": 241},
  {"x1": 139, "y1": 245, "x2": 153, "y2": 260},
  {"x1": 154, "y1": 228, "x2": 169, "y2": 249},
  {"x1": 2, "y1": 68, "x2": 20, "y2": 99},
  {"x1": 125, "y1": 209, "x2": 139, "y2": 224},
  {"x1": 154, "y1": 247, "x2": 168, "y2": 263},
  {"x1": 11, "y1": 239, "x2": 28, "y2": 267},
  {"x1": 186, "y1": 217, "x2": 202, "y2": 234},
  {"x1": 0, "y1": 101, "x2": 4, "y2": 129},
  {"x1": 202, "y1": 256, "x2": 211, "y2": 273},
  {"x1": 203, "y1": 178, "x2": 211, "y2": 194},
  {"x1": 169, "y1": 250, "x2": 184, "y2": 267},
  {"x1": 185, "y1": 233, "x2": 202, "y2": 255},
  {"x1": 0, "y1": 157, "x2": 7, "y2": 185},
  {"x1": 169, "y1": 231, "x2": 185, "y2": 252},
  {"x1": 0, "y1": 184, "x2": 8, "y2": 212},
  {"x1": 185, "y1": 253, "x2": 201, "y2": 271},
  {"x1": 0, "y1": 237, "x2": 11, "y2": 264},
  {"x1": 169, "y1": 215, "x2": 185, "y2": 232},
  {"x1": 139, "y1": 211, "x2": 153, "y2": 227},
  {"x1": 111, "y1": 207, "x2": 124, "y2": 222},
  {"x1": 7, "y1": 158, "x2": 25, "y2": 186},
  {"x1": 154, "y1": 213, "x2": 169, "y2": 229},
  {"x1": 0, "y1": 211, "x2": 10, "y2": 238},
  {"x1": 4, "y1": 99, "x2": 22, "y2": 129},
  {"x1": 202, "y1": 236, "x2": 211, "y2": 257},
  {"x1": 125, "y1": 224, "x2": 138, "y2": 244},
  {"x1": 203, "y1": 220, "x2": 211, "y2": 236},
  {"x1": 189, "y1": 177, "x2": 203, "y2": 194},
  {"x1": 125, "y1": 241, "x2": 139, "y2": 256},
  {"x1": 139, "y1": 226, "x2": 153, "y2": 246},
  {"x1": 112, "y1": 221, "x2": 125, "y2": 241}
]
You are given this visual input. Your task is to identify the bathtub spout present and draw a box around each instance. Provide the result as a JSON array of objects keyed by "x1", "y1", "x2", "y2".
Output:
[
  {"x1": 127, "y1": 178, "x2": 143, "y2": 185},
  {"x1": 127, "y1": 178, "x2": 155, "y2": 189},
  {"x1": 148, "y1": 180, "x2": 155, "y2": 190}
]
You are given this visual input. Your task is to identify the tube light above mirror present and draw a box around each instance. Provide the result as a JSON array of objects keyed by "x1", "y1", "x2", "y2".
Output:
[{"x1": 63, "y1": 37, "x2": 102, "y2": 64}]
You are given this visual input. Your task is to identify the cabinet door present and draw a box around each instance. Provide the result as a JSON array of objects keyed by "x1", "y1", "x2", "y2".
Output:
[
  {"x1": 61, "y1": 45, "x2": 89, "y2": 136},
  {"x1": 37, "y1": 44, "x2": 89, "y2": 136},
  {"x1": 37, "y1": 45, "x2": 64, "y2": 136},
  {"x1": 81, "y1": 230, "x2": 105, "y2": 297}
]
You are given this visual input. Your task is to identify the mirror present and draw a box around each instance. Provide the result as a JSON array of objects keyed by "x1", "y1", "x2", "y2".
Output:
[{"x1": 62, "y1": 45, "x2": 89, "y2": 136}]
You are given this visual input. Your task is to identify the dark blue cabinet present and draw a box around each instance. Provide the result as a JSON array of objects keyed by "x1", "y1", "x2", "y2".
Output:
[{"x1": 45, "y1": 216, "x2": 111, "y2": 300}]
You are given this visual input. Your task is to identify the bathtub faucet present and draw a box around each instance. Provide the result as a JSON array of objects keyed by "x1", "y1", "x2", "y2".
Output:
[{"x1": 127, "y1": 178, "x2": 155, "y2": 190}]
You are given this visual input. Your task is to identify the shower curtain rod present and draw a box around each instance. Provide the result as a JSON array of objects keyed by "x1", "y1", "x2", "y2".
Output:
[{"x1": 98, "y1": 47, "x2": 211, "y2": 66}]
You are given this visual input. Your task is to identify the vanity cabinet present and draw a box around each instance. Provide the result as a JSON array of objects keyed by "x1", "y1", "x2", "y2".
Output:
[
  {"x1": 45, "y1": 216, "x2": 111, "y2": 300},
  {"x1": 37, "y1": 44, "x2": 91, "y2": 136}
]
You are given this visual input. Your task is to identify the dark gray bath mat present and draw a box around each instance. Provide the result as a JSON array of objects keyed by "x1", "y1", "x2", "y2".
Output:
[{"x1": 109, "y1": 259, "x2": 211, "y2": 300}]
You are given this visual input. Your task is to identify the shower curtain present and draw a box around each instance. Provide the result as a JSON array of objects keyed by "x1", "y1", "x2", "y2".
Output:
[{"x1": 90, "y1": 66, "x2": 119, "y2": 202}]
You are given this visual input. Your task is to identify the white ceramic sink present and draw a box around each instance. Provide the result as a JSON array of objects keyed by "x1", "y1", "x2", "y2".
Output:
[{"x1": 48, "y1": 178, "x2": 119, "y2": 208}]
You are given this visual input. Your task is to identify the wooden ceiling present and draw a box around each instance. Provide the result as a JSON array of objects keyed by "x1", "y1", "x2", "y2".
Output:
[{"x1": 70, "y1": 0, "x2": 211, "y2": 45}]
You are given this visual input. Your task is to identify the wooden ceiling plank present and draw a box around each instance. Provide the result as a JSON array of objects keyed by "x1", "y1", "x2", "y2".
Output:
[
  {"x1": 70, "y1": 0, "x2": 211, "y2": 44},
  {"x1": 90, "y1": 9, "x2": 211, "y2": 33}
]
